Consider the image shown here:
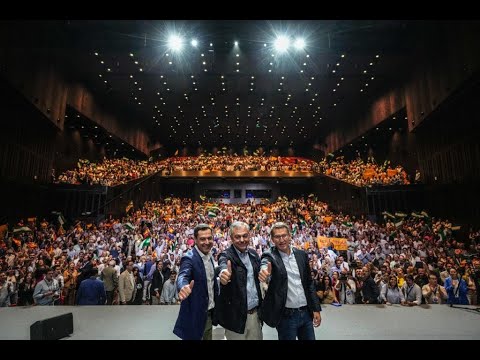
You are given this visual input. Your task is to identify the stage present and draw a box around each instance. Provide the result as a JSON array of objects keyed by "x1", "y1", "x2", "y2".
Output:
[{"x1": 0, "y1": 304, "x2": 479, "y2": 340}]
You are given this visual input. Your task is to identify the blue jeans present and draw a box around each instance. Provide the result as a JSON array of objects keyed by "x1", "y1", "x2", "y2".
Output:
[{"x1": 276, "y1": 307, "x2": 316, "y2": 340}]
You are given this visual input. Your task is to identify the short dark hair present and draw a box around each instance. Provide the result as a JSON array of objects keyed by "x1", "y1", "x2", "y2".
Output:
[
  {"x1": 270, "y1": 222, "x2": 291, "y2": 238},
  {"x1": 194, "y1": 223, "x2": 212, "y2": 239}
]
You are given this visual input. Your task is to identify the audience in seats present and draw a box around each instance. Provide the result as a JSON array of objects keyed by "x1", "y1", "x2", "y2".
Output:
[{"x1": 0, "y1": 197, "x2": 478, "y2": 308}]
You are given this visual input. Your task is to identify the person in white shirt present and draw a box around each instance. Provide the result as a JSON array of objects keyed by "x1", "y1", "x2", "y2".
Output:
[{"x1": 160, "y1": 271, "x2": 178, "y2": 304}]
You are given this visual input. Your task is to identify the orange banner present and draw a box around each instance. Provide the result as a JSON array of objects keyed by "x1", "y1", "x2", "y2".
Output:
[
  {"x1": 387, "y1": 169, "x2": 397, "y2": 177},
  {"x1": 363, "y1": 168, "x2": 376, "y2": 180},
  {"x1": 316, "y1": 236, "x2": 348, "y2": 251}
]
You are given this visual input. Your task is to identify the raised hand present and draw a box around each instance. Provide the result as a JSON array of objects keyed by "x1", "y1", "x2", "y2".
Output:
[
  {"x1": 220, "y1": 260, "x2": 232, "y2": 285},
  {"x1": 179, "y1": 280, "x2": 194, "y2": 301},
  {"x1": 259, "y1": 262, "x2": 272, "y2": 283},
  {"x1": 313, "y1": 311, "x2": 322, "y2": 327}
]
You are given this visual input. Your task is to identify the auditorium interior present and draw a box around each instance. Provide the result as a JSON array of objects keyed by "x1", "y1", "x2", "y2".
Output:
[{"x1": 0, "y1": 20, "x2": 479, "y2": 340}]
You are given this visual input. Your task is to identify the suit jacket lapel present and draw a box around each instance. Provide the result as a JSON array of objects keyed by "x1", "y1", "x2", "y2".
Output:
[
  {"x1": 192, "y1": 247, "x2": 207, "y2": 284},
  {"x1": 229, "y1": 246, "x2": 246, "y2": 269},
  {"x1": 272, "y1": 247, "x2": 287, "y2": 277}
]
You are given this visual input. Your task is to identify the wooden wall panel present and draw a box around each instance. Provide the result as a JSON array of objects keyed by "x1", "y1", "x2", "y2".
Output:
[
  {"x1": 1, "y1": 47, "x2": 67, "y2": 130},
  {"x1": 405, "y1": 23, "x2": 480, "y2": 132},
  {"x1": 325, "y1": 88, "x2": 405, "y2": 154},
  {"x1": 67, "y1": 85, "x2": 150, "y2": 155},
  {"x1": 326, "y1": 23, "x2": 480, "y2": 154}
]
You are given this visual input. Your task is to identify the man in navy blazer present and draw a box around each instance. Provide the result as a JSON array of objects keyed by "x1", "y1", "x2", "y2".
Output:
[
  {"x1": 259, "y1": 222, "x2": 321, "y2": 340},
  {"x1": 173, "y1": 224, "x2": 219, "y2": 340},
  {"x1": 76, "y1": 268, "x2": 106, "y2": 305}
]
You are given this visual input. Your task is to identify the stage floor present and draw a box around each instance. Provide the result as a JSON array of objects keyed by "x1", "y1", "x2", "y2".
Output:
[{"x1": 1, "y1": 304, "x2": 479, "y2": 340}]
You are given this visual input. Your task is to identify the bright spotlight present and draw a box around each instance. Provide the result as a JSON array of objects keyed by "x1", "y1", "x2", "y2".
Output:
[
  {"x1": 191, "y1": 39, "x2": 198, "y2": 47},
  {"x1": 294, "y1": 38, "x2": 305, "y2": 50},
  {"x1": 234, "y1": 41, "x2": 239, "y2": 46},
  {"x1": 168, "y1": 35, "x2": 184, "y2": 51},
  {"x1": 274, "y1": 36, "x2": 290, "y2": 52}
]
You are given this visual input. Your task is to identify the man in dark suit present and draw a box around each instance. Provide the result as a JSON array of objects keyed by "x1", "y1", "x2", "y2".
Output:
[
  {"x1": 150, "y1": 260, "x2": 165, "y2": 305},
  {"x1": 259, "y1": 222, "x2": 321, "y2": 340},
  {"x1": 173, "y1": 224, "x2": 219, "y2": 340},
  {"x1": 216, "y1": 221, "x2": 263, "y2": 340},
  {"x1": 100, "y1": 260, "x2": 118, "y2": 305}
]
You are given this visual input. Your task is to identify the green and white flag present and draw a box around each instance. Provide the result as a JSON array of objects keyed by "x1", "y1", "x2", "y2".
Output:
[
  {"x1": 171, "y1": 238, "x2": 177, "y2": 251},
  {"x1": 13, "y1": 226, "x2": 32, "y2": 234},
  {"x1": 123, "y1": 222, "x2": 135, "y2": 231},
  {"x1": 141, "y1": 237, "x2": 151, "y2": 249},
  {"x1": 207, "y1": 205, "x2": 220, "y2": 213},
  {"x1": 382, "y1": 211, "x2": 395, "y2": 219},
  {"x1": 438, "y1": 229, "x2": 447, "y2": 241}
]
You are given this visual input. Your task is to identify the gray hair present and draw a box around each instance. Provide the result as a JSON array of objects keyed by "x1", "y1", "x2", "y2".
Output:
[
  {"x1": 270, "y1": 222, "x2": 291, "y2": 238},
  {"x1": 229, "y1": 221, "x2": 250, "y2": 238}
]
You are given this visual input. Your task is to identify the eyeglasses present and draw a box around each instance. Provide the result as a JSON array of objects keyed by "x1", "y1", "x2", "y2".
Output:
[{"x1": 272, "y1": 234, "x2": 289, "y2": 240}]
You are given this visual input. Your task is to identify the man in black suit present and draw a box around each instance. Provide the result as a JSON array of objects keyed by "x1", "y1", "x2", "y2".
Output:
[
  {"x1": 216, "y1": 221, "x2": 263, "y2": 340},
  {"x1": 259, "y1": 222, "x2": 321, "y2": 340}
]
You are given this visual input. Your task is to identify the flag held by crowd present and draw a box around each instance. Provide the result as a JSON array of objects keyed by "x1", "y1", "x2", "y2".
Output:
[
  {"x1": 382, "y1": 211, "x2": 395, "y2": 219},
  {"x1": 13, "y1": 226, "x2": 32, "y2": 234},
  {"x1": 123, "y1": 222, "x2": 135, "y2": 230}
]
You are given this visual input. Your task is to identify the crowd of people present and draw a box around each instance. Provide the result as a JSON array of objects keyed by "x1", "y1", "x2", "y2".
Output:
[
  {"x1": 55, "y1": 158, "x2": 167, "y2": 186},
  {"x1": 1, "y1": 197, "x2": 478, "y2": 311},
  {"x1": 165, "y1": 155, "x2": 316, "y2": 172},
  {"x1": 318, "y1": 156, "x2": 410, "y2": 187},
  {"x1": 55, "y1": 155, "x2": 410, "y2": 187}
]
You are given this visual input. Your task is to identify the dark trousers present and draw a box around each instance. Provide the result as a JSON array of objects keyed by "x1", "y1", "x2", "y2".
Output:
[
  {"x1": 276, "y1": 307, "x2": 316, "y2": 340},
  {"x1": 202, "y1": 310, "x2": 213, "y2": 340},
  {"x1": 106, "y1": 291, "x2": 115, "y2": 305}
]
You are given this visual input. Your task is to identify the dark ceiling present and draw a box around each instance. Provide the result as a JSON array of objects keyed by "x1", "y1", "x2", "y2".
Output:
[{"x1": 8, "y1": 20, "x2": 425, "y2": 150}]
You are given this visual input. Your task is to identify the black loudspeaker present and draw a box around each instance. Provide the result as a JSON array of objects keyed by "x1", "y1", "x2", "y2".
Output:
[{"x1": 30, "y1": 313, "x2": 74, "y2": 340}]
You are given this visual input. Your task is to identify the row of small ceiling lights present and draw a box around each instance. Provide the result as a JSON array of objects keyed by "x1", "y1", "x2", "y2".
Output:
[
  {"x1": 93, "y1": 41, "x2": 382, "y2": 147},
  {"x1": 94, "y1": 49, "x2": 319, "y2": 141},
  {"x1": 64, "y1": 113, "x2": 137, "y2": 153},
  {"x1": 339, "y1": 113, "x2": 409, "y2": 153}
]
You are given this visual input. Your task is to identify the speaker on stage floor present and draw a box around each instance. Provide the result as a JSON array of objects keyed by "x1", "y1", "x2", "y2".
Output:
[{"x1": 30, "y1": 313, "x2": 74, "y2": 340}]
